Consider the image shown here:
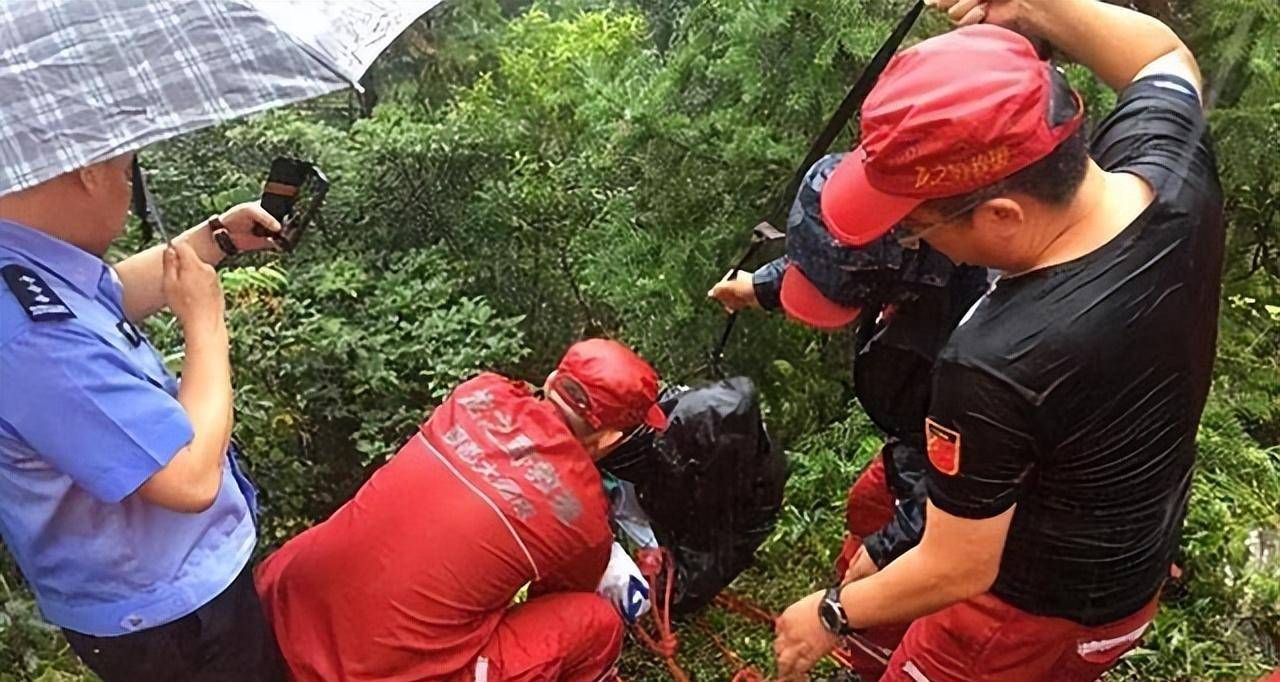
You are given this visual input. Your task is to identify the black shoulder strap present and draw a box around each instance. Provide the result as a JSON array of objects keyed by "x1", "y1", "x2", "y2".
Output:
[{"x1": 2, "y1": 264, "x2": 75, "y2": 322}]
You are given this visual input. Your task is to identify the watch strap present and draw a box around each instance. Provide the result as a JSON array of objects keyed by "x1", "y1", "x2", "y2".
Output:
[
  {"x1": 209, "y1": 215, "x2": 239, "y2": 258},
  {"x1": 820, "y1": 585, "x2": 855, "y2": 636}
]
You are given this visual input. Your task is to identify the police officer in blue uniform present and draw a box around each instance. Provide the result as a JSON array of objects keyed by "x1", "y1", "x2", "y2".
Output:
[{"x1": 0, "y1": 152, "x2": 285, "y2": 681}]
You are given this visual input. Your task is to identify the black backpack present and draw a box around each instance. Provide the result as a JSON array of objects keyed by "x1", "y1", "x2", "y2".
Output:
[{"x1": 600, "y1": 377, "x2": 788, "y2": 615}]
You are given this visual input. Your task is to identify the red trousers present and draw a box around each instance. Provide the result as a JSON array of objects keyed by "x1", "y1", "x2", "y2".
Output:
[
  {"x1": 836, "y1": 453, "x2": 1157, "y2": 682},
  {"x1": 881, "y1": 593, "x2": 1157, "y2": 682},
  {"x1": 470, "y1": 593, "x2": 624, "y2": 682}
]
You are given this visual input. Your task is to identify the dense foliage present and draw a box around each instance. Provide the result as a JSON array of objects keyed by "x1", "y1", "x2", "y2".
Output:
[{"x1": 2, "y1": 0, "x2": 1276, "y2": 680}]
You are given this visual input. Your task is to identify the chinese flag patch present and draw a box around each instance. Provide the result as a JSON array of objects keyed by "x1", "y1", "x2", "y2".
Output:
[{"x1": 925, "y1": 418, "x2": 962, "y2": 476}]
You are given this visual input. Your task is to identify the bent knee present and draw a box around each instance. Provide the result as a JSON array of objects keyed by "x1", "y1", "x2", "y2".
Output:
[{"x1": 572, "y1": 593, "x2": 626, "y2": 641}]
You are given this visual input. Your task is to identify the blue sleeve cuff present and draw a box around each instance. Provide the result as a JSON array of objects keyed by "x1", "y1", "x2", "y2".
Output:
[
  {"x1": 96, "y1": 414, "x2": 192, "y2": 503},
  {"x1": 752, "y1": 257, "x2": 787, "y2": 311}
]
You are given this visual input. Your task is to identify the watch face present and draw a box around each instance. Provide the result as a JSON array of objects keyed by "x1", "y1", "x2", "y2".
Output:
[{"x1": 818, "y1": 597, "x2": 843, "y2": 634}]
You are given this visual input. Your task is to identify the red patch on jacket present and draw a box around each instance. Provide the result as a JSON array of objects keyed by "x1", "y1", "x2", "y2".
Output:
[{"x1": 925, "y1": 418, "x2": 962, "y2": 476}]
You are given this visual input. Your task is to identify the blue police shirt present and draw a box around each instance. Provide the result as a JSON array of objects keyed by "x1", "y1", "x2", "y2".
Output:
[{"x1": 0, "y1": 220, "x2": 258, "y2": 636}]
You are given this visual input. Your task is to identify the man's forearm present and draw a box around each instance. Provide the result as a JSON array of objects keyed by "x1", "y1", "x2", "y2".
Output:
[
  {"x1": 1019, "y1": 0, "x2": 1195, "y2": 92},
  {"x1": 175, "y1": 327, "x2": 234, "y2": 485},
  {"x1": 116, "y1": 221, "x2": 225, "y2": 322},
  {"x1": 838, "y1": 540, "x2": 986, "y2": 629},
  {"x1": 836, "y1": 501, "x2": 1013, "y2": 628}
]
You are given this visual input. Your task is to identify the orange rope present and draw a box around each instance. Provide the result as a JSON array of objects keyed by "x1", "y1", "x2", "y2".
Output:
[
  {"x1": 630, "y1": 556, "x2": 875, "y2": 680},
  {"x1": 715, "y1": 589, "x2": 880, "y2": 669},
  {"x1": 632, "y1": 547, "x2": 692, "y2": 682},
  {"x1": 714, "y1": 591, "x2": 775, "y2": 625}
]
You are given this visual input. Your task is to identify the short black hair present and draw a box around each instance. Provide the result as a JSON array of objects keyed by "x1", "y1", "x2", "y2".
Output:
[{"x1": 924, "y1": 68, "x2": 1090, "y2": 214}]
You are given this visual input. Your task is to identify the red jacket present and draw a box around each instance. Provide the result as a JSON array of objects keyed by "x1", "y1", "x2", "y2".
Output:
[{"x1": 256, "y1": 373, "x2": 613, "y2": 681}]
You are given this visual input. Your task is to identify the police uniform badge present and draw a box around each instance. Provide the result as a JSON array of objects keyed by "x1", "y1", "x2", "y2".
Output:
[
  {"x1": 2, "y1": 265, "x2": 74, "y2": 322},
  {"x1": 925, "y1": 417, "x2": 962, "y2": 476}
]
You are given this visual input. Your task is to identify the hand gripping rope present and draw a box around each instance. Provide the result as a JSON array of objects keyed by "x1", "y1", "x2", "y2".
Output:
[{"x1": 714, "y1": 590, "x2": 894, "y2": 669}]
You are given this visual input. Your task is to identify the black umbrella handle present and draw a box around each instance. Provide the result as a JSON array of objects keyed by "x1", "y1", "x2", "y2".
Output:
[{"x1": 131, "y1": 156, "x2": 172, "y2": 245}]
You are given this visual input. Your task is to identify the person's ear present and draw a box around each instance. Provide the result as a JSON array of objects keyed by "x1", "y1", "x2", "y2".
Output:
[
  {"x1": 972, "y1": 197, "x2": 1025, "y2": 236},
  {"x1": 586, "y1": 428, "x2": 626, "y2": 460},
  {"x1": 77, "y1": 159, "x2": 121, "y2": 198}
]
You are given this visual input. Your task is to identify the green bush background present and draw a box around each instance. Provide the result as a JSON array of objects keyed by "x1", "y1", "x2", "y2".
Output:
[{"x1": 2, "y1": 0, "x2": 1276, "y2": 679}]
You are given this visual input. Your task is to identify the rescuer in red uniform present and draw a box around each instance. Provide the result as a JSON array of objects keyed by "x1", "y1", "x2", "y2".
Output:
[{"x1": 256, "y1": 339, "x2": 667, "y2": 682}]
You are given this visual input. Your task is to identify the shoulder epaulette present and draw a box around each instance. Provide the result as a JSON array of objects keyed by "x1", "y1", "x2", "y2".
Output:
[{"x1": 1, "y1": 264, "x2": 75, "y2": 322}]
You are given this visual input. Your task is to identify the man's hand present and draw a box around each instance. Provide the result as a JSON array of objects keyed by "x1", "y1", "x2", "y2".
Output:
[
  {"x1": 215, "y1": 202, "x2": 283, "y2": 254},
  {"x1": 928, "y1": 0, "x2": 988, "y2": 27},
  {"x1": 927, "y1": 0, "x2": 1033, "y2": 30},
  {"x1": 773, "y1": 590, "x2": 839, "y2": 681},
  {"x1": 930, "y1": 0, "x2": 1199, "y2": 94},
  {"x1": 707, "y1": 270, "x2": 759, "y2": 313},
  {"x1": 843, "y1": 546, "x2": 881, "y2": 585},
  {"x1": 163, "y1": 242, "x2": 226, "y2": 340}
]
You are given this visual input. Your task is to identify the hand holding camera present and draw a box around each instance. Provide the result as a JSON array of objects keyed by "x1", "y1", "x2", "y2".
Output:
[
  {"x1": 209, "y1": 203, "x2": 282, "y2": 256},
  {"x1": 208, "y1": 157, "x2": 330, "y2": 258}
]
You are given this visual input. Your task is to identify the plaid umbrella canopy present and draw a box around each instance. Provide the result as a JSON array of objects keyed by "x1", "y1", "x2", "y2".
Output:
[{"x1": 0, "y1": 0, "x2": 445, "y2": 198}]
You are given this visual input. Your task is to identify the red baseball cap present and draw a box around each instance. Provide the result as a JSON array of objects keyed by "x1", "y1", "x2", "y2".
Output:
[
  {"x1": 553, "y1": 338, "x2": 667, "y2": 432},
  {"x1": 821, "y1": 25, "x2": 1084, "y2": 246},
  {"x1": 779, "y1": 264, "x2": 863, "y2": 330}
]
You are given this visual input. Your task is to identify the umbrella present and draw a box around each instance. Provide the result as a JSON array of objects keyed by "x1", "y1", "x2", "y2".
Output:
[{"x1": 0, "y1": 0, "x2": 446, "y2": 198}]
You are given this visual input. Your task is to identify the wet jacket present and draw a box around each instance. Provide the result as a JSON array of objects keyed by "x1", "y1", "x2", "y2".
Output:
[{"x1": 755, "y1": 255, "x2": 989, "y2": 566}]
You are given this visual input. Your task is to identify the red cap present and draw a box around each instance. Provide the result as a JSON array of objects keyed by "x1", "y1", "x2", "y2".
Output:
[
  {"x1": 553, "y1": 338, "x2": 667, "y2": 432},
  {"x1": 779, "y1": 263, "x2": 863, "y2": 330},
  {"x1": 821, "y1": 25, "x2": 1084, "y2": 246}
]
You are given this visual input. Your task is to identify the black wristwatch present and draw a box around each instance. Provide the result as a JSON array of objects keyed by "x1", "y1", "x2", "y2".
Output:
[{"x1": 818, "y1": 585, "x2": 854, "y2": 636}]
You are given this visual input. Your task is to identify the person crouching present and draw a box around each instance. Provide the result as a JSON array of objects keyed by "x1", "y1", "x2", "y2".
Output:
[{"x1": 256, "y1": 338, "x2": 667, "y2": 681}]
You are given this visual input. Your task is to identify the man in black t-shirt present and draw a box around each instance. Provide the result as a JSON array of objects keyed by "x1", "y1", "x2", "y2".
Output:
[{"x1": 772, "y1": 2, "x2": 1223, "y2": 681}]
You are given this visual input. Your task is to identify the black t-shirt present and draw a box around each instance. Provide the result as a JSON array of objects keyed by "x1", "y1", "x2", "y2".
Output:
[{"x1": 925, "y1": 76, "x2": 1224, "y2": 625}]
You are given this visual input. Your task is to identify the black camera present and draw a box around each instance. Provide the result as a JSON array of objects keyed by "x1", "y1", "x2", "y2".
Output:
[{"x1": 259, "y1": 157, "x2": 329, "y2": 252}]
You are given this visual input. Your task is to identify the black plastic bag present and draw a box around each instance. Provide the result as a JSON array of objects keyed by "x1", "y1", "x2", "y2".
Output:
[{"x1": 600, "y1": 377, "x2": 788, "y2": 615}]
